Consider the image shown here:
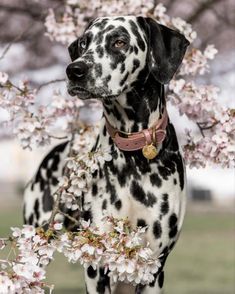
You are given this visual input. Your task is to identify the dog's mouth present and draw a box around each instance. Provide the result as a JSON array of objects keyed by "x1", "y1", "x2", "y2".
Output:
[
  {"x1": 67, "y1": 85, "x2": 92, "y2": 99},
  {"x1": 67, "y1": 84, "x2": 120, "y2": 100}
]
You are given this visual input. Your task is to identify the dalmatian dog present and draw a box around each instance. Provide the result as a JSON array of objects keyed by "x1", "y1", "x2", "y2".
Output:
[{"x1": 24, "y1": 16, "x2": 189, "y2": 294}]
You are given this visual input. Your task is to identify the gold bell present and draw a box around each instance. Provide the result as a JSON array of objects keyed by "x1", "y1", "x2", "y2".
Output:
[{"x1": 142, "y1": 143, "x2": 158, "y2": 160}]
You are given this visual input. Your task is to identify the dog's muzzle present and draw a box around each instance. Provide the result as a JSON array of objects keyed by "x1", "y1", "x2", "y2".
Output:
[{"x1": 66, "y1": 61, "x2": 92, "y2": 98}]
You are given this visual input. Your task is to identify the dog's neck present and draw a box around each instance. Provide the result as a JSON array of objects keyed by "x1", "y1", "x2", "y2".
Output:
[{"x1": 102, "y1": 74, "x2": 165, "y2": 133}]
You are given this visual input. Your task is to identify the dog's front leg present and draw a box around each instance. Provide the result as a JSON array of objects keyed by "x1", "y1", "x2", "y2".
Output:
[
  {"x1": 85, "y1": 266, "x2": 116, "y2": 294},
  {"x1": 135, "y1": 271, "x2": 164, "y2": 294}
]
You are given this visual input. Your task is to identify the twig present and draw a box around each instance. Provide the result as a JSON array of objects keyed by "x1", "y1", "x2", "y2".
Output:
[
  {"x1": 0, "y1": 238, "x2": 10, "y2": 242},
  {"x1": 58, "y1": 210, "x2": 80, "y2": 226},
  {"x1": 0, "y1": 259, "x2": 12, "y2": 266},
  {"x1": 47, "y1": 133, "x2": 77, "y2": 228},
  {"x1": 0, "y1": 25, "x2": 32, "y2": 61},
  {"x1": 196, "y1": 122, "x2": 205, "y2": 137},
  {"x1": 8, "y1": 82, "x2": 25, "y2": 94},
  {"x1": 196, "y1": 120, "x2": 219, "y2": 137},
  {"x1": 37, "y1": 79, "x2": 66, "y2": 92},
  {"x1": 199, "y1": 121, "x2": 219, "y2": 130},
  {"x1": 48, "y1": 188, "x2": 63, "y2": 227},
  {"x1": 0, "y1": 80, "x2": 26, "y2": 95},
  {"x1": 49, "y1": 135, "x2": 68, "y2": 140},
  {"x1": 0, "y1": 43, "x2": 14, "y2": 61}
]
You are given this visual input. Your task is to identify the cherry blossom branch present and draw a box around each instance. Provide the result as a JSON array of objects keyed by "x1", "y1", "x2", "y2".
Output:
[
  {"x1": 49, "y1": 135, "x2": 68, "y2": 140},
  {"x1": 58, "y1": 209, "x2": 80, "y2": 226},
  {"x1": 0, "y1": 216, "x2": 163, "y2": 292},
  {"x1": 0, "y1": 73, "x2": 84, "y2": 149},
  {"x1": 198, "y1": 121, "x2": 220, "y2": 130},
  {"x1": 7, "y1": 81, "x2": 27, "y2": 94},
  {"x1": 0, "y1": 25, "x2": 32, "y2": 60},
  {"x1": 48, "y1": 188, "x2": 64, "y2": 228},
  {"x1": 48, "y1": 135, "x2": 79, "y2": 228},
  {"x1": 196, "y1": 120, "x2": 220, "y2": 137},
  {"x1": 196, "y1": 122, "x2": 205, "y2": 138},
  {"x1": 37, "y1": 78, "x2": 66, "y2": 92}
]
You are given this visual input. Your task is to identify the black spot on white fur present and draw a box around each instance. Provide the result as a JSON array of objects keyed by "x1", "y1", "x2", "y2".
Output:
[
  {"x1": 169, "y1": 213, "x2": 178, "y2": 238},
  {"x1": 114, "y1": 199, "x2": 122, "y2": 210},
  {"x1": 131, "y1": 180, "x2": 157, "y2": 207},
  {"x1": 153, "y1": 220, "x2": 162, "y2": 239},
  {"x1": 96, "y1": 46, "x2": 104, "y2": 58},
  {"x1": 87, "y1": 266, "x2": 97, "y2": 279},
  {"x1": 102, "y1": 199, "x2": 107, "y2": 210},
  {"x1": 137, "y1": 219, "x2": 147, "y2": 229},
  {"x1": 92, "y1": 183, "x2": 98, "y2": 196},
  {"x1": 34, "y1": 199, "x2": 40, "y2": 220},
  {"x1": 161, "y1": 193, "x2": 169, "y2": 215},
  {"x1": 158, "y1": 271, "x2": 164, "y2": 288},
  {"x1": 150, "y1": 173, "x2": 162, "y2": 187},
  {"x1": 132, "y1": 59, "x2": 140, "y2": 73}
]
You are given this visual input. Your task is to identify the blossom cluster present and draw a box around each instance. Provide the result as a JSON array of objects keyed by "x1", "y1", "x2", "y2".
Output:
[
  {"x1": 169, "y1": 78, "x2": 235, "y2": 167},
  {"x1": 153, "y1": 4, "x2": 197, "y2": 43},
  {"x1": 55, "y1": 217, "x2": 162, "y2": 285},
  {"x1": 183, "y1": 110, "x2": 235, "y2": 168},
  {"x1": 44, "y1": 1, "x2": 197, "y2": 45},
  {"x1": 0, "y1": 77, "x2": 82, "y2": 149},
  {"x1": 0, "y1": 226, "x2": 55, "y2": 293},
  {"x1": 45, "y1": 0, "x2": 155, "y2": 44},
  {"x1": 169, "y1": 80, "x2": 221, "y2": 122},
  {"x1": 179, "y1": 45, "x2": 218, "y2": 76},
  {"x1": 59, "y1": 131, "x2": 112, "y2": 210},
  {"x1": 0, "y1": 217, "x2": 162, "y2": 293}
]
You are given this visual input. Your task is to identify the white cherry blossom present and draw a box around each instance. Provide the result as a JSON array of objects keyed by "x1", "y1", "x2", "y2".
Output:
[{"x1": 0, "y1": 72, "x2": 8, "y2": 85}]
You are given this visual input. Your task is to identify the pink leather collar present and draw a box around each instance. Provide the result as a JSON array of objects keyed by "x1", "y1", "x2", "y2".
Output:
[{"x1": 105, "y1": 108, "x2": 168, "y2": 152}]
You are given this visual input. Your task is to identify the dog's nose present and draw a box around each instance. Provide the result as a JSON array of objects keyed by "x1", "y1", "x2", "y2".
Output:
[{"x1": 66, "y1": 62, "x2": 88, "y2": 81}]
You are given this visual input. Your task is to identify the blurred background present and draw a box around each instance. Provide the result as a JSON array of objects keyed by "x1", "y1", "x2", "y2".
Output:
[{"x1": 0, "y1": 0, "x2": 234, "y2": 293}]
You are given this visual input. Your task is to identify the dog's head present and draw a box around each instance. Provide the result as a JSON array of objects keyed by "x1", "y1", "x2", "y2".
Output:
[{"x1": 66, "y1": 16, "x2": 189, "y2": 99}]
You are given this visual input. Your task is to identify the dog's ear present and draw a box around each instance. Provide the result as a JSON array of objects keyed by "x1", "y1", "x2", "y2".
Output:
[
  {"x1": 68, "y1": 39, "x2": 79, "y2": 61},
  {"x1": 144, "y1": 17, "x2": 190, "y2": 84}
]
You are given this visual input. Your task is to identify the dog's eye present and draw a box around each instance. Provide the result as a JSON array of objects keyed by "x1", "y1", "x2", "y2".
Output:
[
  {"x1": 80, "y1": 40, "x2": 86, "y2": 50},
  {"x1": 114, "y1": 40, "x2": 126, "y2": 48}
]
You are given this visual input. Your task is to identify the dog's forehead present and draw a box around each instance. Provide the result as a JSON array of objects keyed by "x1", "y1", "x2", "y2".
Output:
[
  {"x1": 86, "y1": 16, "x2": 140, "y2": 36},
  {"x1": 94, "y1": 15, "x2": 137, "y2": 24}
]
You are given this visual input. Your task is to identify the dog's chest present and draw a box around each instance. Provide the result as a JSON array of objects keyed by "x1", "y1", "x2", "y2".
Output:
[{"x1": 83, "y1": 142, "x2": 184, "y2": 236}]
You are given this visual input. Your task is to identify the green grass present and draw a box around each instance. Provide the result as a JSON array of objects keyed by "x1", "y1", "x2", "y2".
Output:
[
  {"x1": 0, "y1": 206, "x2": 234, "y2": 294},
  {"x1": 164, "y1": 211, "x2": 235, "y2": 294}
]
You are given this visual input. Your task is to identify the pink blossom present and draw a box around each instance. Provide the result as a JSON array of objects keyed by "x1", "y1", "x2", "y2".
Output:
[
  {"x1": 0, "y1": 72, "x2": 8, "y2": 85},
  {"x1": 0, "y1": 272, "x2": 15, "y2": 293},
  {"x1": 171, "y1": 17, "x2": 197, "y2": 42},
  {"x1": 53, "y1": 222, "x2": 63, "y2": 231},
  {"x1": 204, "y1": 44, "x2": 218, "y2": 59},
  {"x1": 0, "y1": 240, "x2": 6, "y2": 250}
]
